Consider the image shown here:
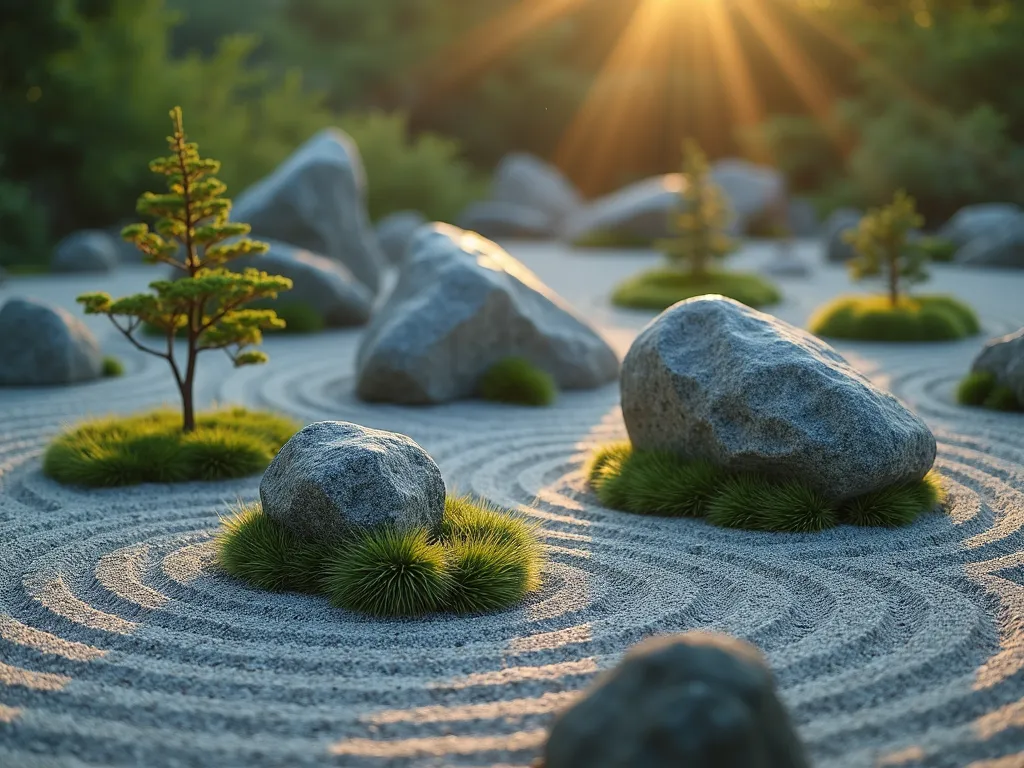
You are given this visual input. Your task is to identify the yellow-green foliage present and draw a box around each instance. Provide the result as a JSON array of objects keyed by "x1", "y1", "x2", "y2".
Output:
[
  {"x1": 218, "y1": 495, "x2": 545, "y2": 618},
  {"x1": 957, "y1": 371, "x2": 1023, "y2": 412},
  {"x1": 587, "y1": 442, "x2": 946, "y2": 531},
  {"x1": 843, "y1": 190, "x2": 927, "y2": 307},
  {"x1": 657, "y1": 140, "x2": 735, "y2": 277},
  {"x1": 612, "y1": 269, "x2": 781, "y2": 311},
  {"x1": 43, "y1": 407, "x2": 299, "y2": 487},
  {"x1": 76, "y1": 108, "x2": 292, "y2": 432},
  {"x1": 809, "y1": 294, "x2": 979, "y2": 342}
]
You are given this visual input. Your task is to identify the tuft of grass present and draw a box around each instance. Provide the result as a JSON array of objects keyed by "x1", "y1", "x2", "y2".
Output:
[
  {"x1": 957, "y1": 370, "x2": 1023, "y2": 412},
  {"x1": 101, "y1": 356, "x2": 124, "y2": 377},
  {"x1": 217, "y1": 502, "x2": 332, "y2": 593},
  {"x1": 809, "y1": 294, "x2": 979, "y2": 342},
  {"x1": 43, "y1": 407, "x2": 299, "y2": 487},
  {"x1": 571, "y1": 229, "x2": 656, "y2": 249},
  {"x1": 478, "y1": 358, "x2": 557, "y2": 406},
  {"x1": 611, "y1": 269, "x2": 782, "y2": 311},
  {"x1": 588, "y1": 443, "x2": 945, "y2": 531},
  {"x1": 323, "y1": 528, "x2": 452, "y2": 617},
  {"x1": 217, "y1": 494, "x2": 545, "y2": 618}
]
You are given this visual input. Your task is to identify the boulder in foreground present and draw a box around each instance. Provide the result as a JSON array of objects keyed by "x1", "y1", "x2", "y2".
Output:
[
  {"x1": 621, "y1": 295, "x2": 936, "y2": 500},
  {"x1": 0, "y1": 297, "x2": 103, "y2": 386},
  {"x1": 356, "y1": 224, "x2": 619, "y2": 403},
  {"x1": 260, "y1": 421, "x2": 446, "y2": 541},
  {"x1": 543, "y1": 631, "x2": 809, "y2": 768}
]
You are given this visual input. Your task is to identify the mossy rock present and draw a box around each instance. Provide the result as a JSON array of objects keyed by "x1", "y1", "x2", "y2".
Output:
[{"x1": 957, "y1": 370, "x2": 1023, "y2": 412}]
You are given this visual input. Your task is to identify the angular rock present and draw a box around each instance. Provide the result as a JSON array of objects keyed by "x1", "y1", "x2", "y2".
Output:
[
  {"x1": 456, "y1": 200, "x2": 555, "y2": 239},
  {"x1": 710, "y1": 158, "x2": 787, "y2": 236},
  {"x1": 492, "y1": 152, "x2": 582, "y2": 227},
  {"x1": 0, "y1": 297, "x2": 103, "y2": 386},
  {"x1": 543, "y1": 632, "x2": 810, "y2": 768},
  {"x1": 561, "y1": 175, "x2": 682, "y2": 244},
  {"x1": 971, "y1": 328, "x2": 1024, "y2": 404},
  {"x1": 356, "y1": 224, "x2": 620, "y2": 404},
  {"x1": 822, "y1": 208, "x2": 862, "y2": 263},
  {"x1": 955, "y1": 218, "x2": 1024, "y2": 269},
  {"x1": 375, "y1": 210, "x2": 427, "y2": 264},
  {"x1": 260, "y1": 421, "x2": 446, "y2": 540},
  {"x1": 232, "y1": 240, "x2": 372, "y2": 327},
  {"x1": 621, "y1": 296, "x2": 936, "y2": 500},
  {"x1": 232, "y1": 129, "x2": 384, "y2": 293},
  {"x1": 51, "y1": 230, "x2": 118, "y2": 273},
  {"x1": 938, "y1": 203, "x2": 1024, "y2": 248}
]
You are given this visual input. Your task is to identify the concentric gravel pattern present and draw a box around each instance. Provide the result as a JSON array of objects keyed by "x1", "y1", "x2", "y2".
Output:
[{"x1": 1, "y1": 246, "x2": 1023, "y2": 767}]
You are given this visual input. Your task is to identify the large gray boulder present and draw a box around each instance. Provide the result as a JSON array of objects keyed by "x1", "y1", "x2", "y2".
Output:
[
  {"x1": 562, "y1": 175, "x2": 682, "y2": 243},
  {"x1": 492, "y1": 152, "x2": 582, "y2": 227},
  {"x1": 456, "y1": 200, "x2": 555, "y2": 239},
  {"x1": 356, "y1": 224, "x2": 620, "y2": 404},
  {"x1": 710, "y1": 158, "x2": 787, "y2": 236},
  {"x1": 938, "y1": 203, "x2": 1024, "y2": 248},
  {"x1": 52, "y1": 230, "x2": 118, "y2": 273},
  {"x1": 621, "y1": 296, "x2": 936, "y2": 500},
  {"x1": 375, "y1": 210, "x2": 427, "y2": 264},
  {"x1": 822, "y1": 208, "x2": 862, "y2": 263},
  {"x1": 0, "y1": 298, "x2": 103, "y2": 386},
  {"x1": 955, "y1": 218, "x2": 1024, "y2": 269},
  {"x1": 232, "y1": 129, "x2": 384, "y2": 293},
  {"x1": 260, "y1": 421, "x2": 446, "y2": 541},
  {"x1": 971, "y1": 328, "x2": 1024, "y2": 404},
  {"x1": 232, "y1": 241, "x2": 372, "y2": 327},
  {"x1": 543, "y1": 632, "x2": 809, "y2": 768}
]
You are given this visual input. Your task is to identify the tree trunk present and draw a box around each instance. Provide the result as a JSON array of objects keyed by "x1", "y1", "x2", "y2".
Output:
[{"x1": 181, "y1": 382, "x2": 196, "y2": 433}]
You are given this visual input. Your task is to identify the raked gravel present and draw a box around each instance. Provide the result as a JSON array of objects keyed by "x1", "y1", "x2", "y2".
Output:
[{"x1": 1, "y1": 241, "x2": 1023, "y2": 768}]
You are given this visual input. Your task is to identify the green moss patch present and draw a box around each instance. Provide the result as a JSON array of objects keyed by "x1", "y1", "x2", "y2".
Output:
[
  {"x1": 916, "y1": 236, "x2": 957, "y2": 263},
  {"x1": 957, "y1": 371, "x2": 1023, "y2": 412},
  {"x1": 587, "y1": 442, "x2": 946, "y2": 531},
  {"x1": 479, "y1": 357, "x2": 557, "y2": 406},
  {"x1": 571, "y1": 230, "x2": 656, "y2": 249},
  {"x1": 612, "y1": 269, "x2": 782, "y2": 311},
  {"x1": 44, "y1": 407, "x2": 300, "y2": 487},
  {"x1": 809, "y1": 294, "x2": 979, "y2": 342},
  {"x1": 101, "y1": 355, "x2": 124, "y2": 377},
  {"x1": 217, "y1": 494, "x2": 545, "y2": 618}
]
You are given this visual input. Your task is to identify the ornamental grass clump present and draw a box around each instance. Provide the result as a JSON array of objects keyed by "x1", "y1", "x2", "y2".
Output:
[
  {"x1": 811, "y1": 192, "x2": 978, "y2": 342},
  {"x1": 587, "y1": 442, "x2": 945, "y2": 532},
  {"x1": 478, "y1": 357, "x2": 557, "y2": 406},
  {"x1": 217, "y1": 494, "x2": 545, "y2": 618},
  {"x1": 611, "y1": 140, "x2": 780, "y2": 311},
  {"x1": 957, "y1": 371, "x2": 1023, "y2": 412},
  {"x1": 76, "y1": 107, "x2": 292, "y2": 432}
]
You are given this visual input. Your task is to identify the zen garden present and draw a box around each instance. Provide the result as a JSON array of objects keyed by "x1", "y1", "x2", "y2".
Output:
[{"x1": 1, "y1": 1, "x2": 1023, "y2": 767}]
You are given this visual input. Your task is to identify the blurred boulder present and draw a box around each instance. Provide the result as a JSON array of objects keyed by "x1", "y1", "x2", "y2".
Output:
[
  {"x1": 457, "y1": 200, "x2": 556, "y2": 239},
  {"x1": 562, "y1": 175, "x2": 682, "y2": 244},
  {"x1": 823, "y1": 208, "x2": 862, "y2": 263},
  {"x1": 938, "y1": 203, "x2": 1024, "y2": 248},
  {"x1": 710, "y1": 159, "x2": 787, "y2": 236},
  {"x1": 492, "y1": 152, "x2": 582, "y2": 228},
  {"x1": 232, "y1": 129, "x2": 384, "y2": 293},
  {"x1": 375, "y1": 211, "x2": 427, "y2": 264},
  {"x1": 52, "y1": 230, "x2": 118, "y2": 273},
  {"x1": 955, "y1": 218, "x2": 1024, "y2": 269},
  {"x1": 0, "y1": 297, "x2": 103, "y2": 386}
]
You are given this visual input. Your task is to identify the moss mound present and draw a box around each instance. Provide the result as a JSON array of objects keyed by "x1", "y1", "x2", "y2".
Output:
[
  {"x1": 612, "y1": 269, "x2": 782, "y2": 311},
  {"x1": 44, "y1": 407, "x2": 300, "y2": 487},
  {"x1": 142, "y1": 301, "x2": 325, "y2": 337},
  {"x1": 101, "y1": 356, "x2": 124, "y2": 377},
  {"x1": 218, "y1": 494, "x2": 545, "y2": 618},
  {"x1": 916, "y1": 236, "x2": 957, "y2": 263},
  {"x1": 587, "y1": 442, "x2": 945, "y2": 531},
  {"x1": 957, "y1": 371, "x2": 1023, "y2": 412},
  {"x1": 478, "y1": 357, "x2": 557, "y2": 406},
  {"x1": 809, "y1": 294, "x2": 979, "y2": 342}
]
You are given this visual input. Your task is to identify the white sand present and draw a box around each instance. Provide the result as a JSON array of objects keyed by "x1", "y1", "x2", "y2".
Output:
[{"x1": 1, "y1": 240, "x2": 1023, "y2": 767}]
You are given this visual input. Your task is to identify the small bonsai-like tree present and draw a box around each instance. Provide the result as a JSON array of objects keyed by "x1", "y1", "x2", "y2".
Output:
[
  {"x1": 78, "y1": 107, "x2": 292, "y2": 432},
  {"x1": 843, "y1": 190, "x2": 927, "y2": 307},
  {"x1": 657, "y1": 139, "x2": 734, "y2": 278}
]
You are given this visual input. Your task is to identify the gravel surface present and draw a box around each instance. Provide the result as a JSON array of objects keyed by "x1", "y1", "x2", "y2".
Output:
[{"x1": 1, "y1": 240, "x2": 1023, "y2": 768}]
